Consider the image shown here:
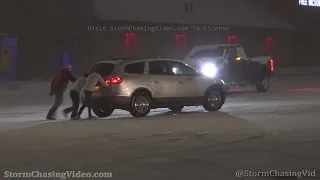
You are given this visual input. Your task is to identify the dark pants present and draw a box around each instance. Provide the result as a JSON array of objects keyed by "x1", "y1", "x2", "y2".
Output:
[
  {"x1": 63, "y1": 90, "x2": 80, "y2": 118},
  {"x1": 77, "y1": 90, "x2": 93, "y2": 118},
  {"x1": 47, "y1": 88, "x2": 64, "y2": 118},
  {"x1": 228, "y1": 61, "x2": 244, "y2": 81}
]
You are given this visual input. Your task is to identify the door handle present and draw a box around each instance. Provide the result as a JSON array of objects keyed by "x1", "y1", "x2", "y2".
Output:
[
  {"x1": 177, "y1": 81, "x2": 183, "y2": 84},
  {"x1": 153, "y1": 80, "x2": 159, "y2": 83}
]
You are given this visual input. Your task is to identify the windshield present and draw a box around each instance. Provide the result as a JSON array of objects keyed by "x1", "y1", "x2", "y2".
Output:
[
  {"x1": 88, "y1": 63, "x2": 115, "y2": 76},
  {"x1": 192, "y1": 48, "x2": 224, "y2": 59}
]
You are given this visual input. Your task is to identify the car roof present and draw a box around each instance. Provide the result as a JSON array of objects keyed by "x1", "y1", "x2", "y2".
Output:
[
  {"x1": 183, "y1": 44, "x2": 242, "y2": 59},
  {"x1": 191, "y1": 44, "x2": 241, "y2": 50},
  {"x1": 98, "y1": 57, "x2": 183, "y2": 65}
]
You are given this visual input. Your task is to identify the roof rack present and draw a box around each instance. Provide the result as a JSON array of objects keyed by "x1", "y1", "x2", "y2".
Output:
[
  {"x1": 111, "y1": 57, "x2": 162, "y2": 60},
  {"x1": 111, "y1": 57, "x2": 133, "y2": 60}
]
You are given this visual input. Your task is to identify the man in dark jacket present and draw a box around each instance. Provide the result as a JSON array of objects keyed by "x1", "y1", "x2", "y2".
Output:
[
  {"x1": 227, "y1": 48, "x2": 239, "y2": 81},
  {"x1": 46, "y1": 64, "x2": 76, "y2": 120}
]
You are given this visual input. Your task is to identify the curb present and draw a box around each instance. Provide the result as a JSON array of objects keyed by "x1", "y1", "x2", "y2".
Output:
[{"x1": 275, "y1": 71, "x2": 320, "y2": 77}]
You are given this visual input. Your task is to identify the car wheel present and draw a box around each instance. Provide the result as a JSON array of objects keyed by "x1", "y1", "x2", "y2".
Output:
[
  {"x1": 256, "y1": 76, "x2": 269, "y2": 92},
  {"x1": 168, "y1": 105, "x2": 184, "y2": 112},
  {"x1": 130, "y1": 91, "x2": 151, "y2": 117},
  {"x1": 203, "y1": 88, "x2": 223, "y2": 111},
  {"x1": 92, "y1": 106, "x2": 114, "y2": 117}
]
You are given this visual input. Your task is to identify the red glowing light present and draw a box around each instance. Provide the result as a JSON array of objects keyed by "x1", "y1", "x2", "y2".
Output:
[
  {"x1": 265, "y1": 38, "x2": 273, "y2": 53},
  {"x1": 175, "y1": 34, "x2": 187, "y2": 50},
  {"x1": 229, "y1": 88, "x2": 254, "y2": 92},
  {"x1": 106, "y1": 76, "x2": 122, "y2": 84},
  {"x1": 123, "y1": 33, "x2": 136, "y2": 53},
  {"x1": 287, "y1": 88, "x2": 320, "y2": 92},
  {"x1": 227, "y1": 36, "x2": 238, "y2": 44},
  {"x1": 269, "y1": 59, "x2": 274, "y2": 72}
]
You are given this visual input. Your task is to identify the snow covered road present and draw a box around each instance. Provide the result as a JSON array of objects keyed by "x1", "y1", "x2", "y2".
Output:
[
  {"x1": 1, "y1": 74, "x2": 320, "y2": 131},
  {"x1": 1, "y1": 74, "x2": 320, "y2": 179}
]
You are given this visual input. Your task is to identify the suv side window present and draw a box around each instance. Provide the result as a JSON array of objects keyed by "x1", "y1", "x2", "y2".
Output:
[
  {"x1": 149, "y1": 61, "x2": 173, "y2": 75},
  {"x1": 168, "y1": 61, "x2": 197, "y2": 76},
  {"x1": 89, "y1": 63, "x2": 115, "y2": 76},
  {"x1": 124, "y1": 62, "x2": 145, "y2": 74}
]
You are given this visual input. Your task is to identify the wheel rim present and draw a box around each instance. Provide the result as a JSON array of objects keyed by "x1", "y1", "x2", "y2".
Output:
[
  {"x1": 207, "y1": 91, "x2": 222, "y2": 108},
  {"x1": 261, "y1": 78, "x2": 269, "y2": 89},
  {"x1": 134, "y1": 96, "x2": 150, "y2": 113},
  {"x1": 101, "y1": 106, "x2": 111, "y2": 113}
]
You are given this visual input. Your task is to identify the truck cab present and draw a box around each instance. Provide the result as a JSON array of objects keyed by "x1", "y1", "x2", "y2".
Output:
[{"x1": 183, "y1": 44, "x2": 274, "y2": 92}]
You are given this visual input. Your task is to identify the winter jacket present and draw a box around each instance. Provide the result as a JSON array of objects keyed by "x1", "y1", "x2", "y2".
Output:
[
  {"x1": 50, "y1": 69, "x2": 76, "y2": 94},
  {"x1": 70, "y1": 77, "x2": 86, "y2": 93},
  {"x1": 83, "y1": 72, "x2": 108, "y2": 91}
]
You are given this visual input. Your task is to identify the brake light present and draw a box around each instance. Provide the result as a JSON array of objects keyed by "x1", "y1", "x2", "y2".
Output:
[
  {"x1": 106, "y1": 76, "x2": 122, "y2": 84},
  {"x1": 269, "y1": 59, "x2": 274, "y2": 72}
]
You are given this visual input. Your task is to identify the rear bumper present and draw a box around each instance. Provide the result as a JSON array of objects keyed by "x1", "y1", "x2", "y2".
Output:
[
  {"x1": 266, "y1": 67, "x2": 274, "y2": 77},
  {"x1": 91, "y1": 96, "x2": 132, "y2": 109},
  {"x1": 269, "y1": 71, "x2": 274, "y2": 77}
]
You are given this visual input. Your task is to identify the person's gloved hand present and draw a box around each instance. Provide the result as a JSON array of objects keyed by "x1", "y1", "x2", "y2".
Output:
[{"x1": 94, "y1": 86, "x2": 100, "y2": 91}]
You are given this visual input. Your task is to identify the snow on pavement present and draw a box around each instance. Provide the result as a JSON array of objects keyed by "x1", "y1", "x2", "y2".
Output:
[
  {"x1": 1, "y1": 74, "x2": 320, "y2": 179},
  {"x1": 0, "y1": 74, "x2": 320, "y2": 131}
]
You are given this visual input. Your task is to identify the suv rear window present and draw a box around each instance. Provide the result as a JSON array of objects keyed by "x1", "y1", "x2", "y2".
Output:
[
  {"x1": 124, "y1": 62, "x2": 145, "y2": 74},
  {"x1": 193, "y1": 48, "x2": 224, "y2": 58},
  {"x1": 88, "y1": 63, "x2": 115, "y2": 76}
]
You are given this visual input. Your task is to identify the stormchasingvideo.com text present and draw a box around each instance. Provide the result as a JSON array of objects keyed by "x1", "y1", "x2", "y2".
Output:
[
  {"x1": 110, "y1": 25, "x2": 190, "y2": 32},
  {"x1": 4, "y1": 170, "x2": 112, "y2": 179}
]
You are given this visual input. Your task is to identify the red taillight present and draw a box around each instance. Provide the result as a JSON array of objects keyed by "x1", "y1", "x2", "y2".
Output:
[
  {"x1": 269, "y1": 59, "x2": 274, "y2": 72},
  {"x1": 106, "y1": 76, "x2": 122, "y2": 84}
]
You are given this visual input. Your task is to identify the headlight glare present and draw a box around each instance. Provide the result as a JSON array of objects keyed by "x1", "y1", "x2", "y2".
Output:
[{"x1": 200, "y1": 63, "x2": 217, "y2": 77}]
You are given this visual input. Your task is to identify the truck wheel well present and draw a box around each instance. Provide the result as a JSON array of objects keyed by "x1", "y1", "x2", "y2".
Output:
[
  {"x1": 260, "y1": 65, "x2": 270, "y2": 77},
  {"x1": 205, "y1": 84, "x2": 226, "y2": 104},
  {"x1": 130, "y1": 88, "x2": 153, "y2": 101}
]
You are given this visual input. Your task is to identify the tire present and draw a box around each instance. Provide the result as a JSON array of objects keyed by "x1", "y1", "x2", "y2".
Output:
[
  {"x1": 168, "y1": 106, "x2": 184, "y2": 112},
  {"x1": 256, "y1": 76, "x2": 269, "y2": 92},
  {"x1": 203, "y1": 88, "x2": 224, "y2": 111},
  {"x1": 92, "y1": 106, "x2": 114, "y2": 117},
  {"x1": 129, "y1": 91, "x2": 151, "y2": 117},
  {"x1": 224, "y1": 84, "x2": 230, "y2": 93}
]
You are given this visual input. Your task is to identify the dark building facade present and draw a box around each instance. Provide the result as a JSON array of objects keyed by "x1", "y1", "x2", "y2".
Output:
[
  {"x1": 261, "y1": 0, "x2": 320, "y2": 67},
  {"x1": 89, "y1": 21, "x2": 293, "y2": 68},
  {"x1": 0, "y1": 0, "x2": 93, "y2": 80},
  {"x1": 90, "y1": 0, "x2": 294, "y2": 69},
  {"x1": 1, "y1": 0, "x2": 317, "y2": 80}
]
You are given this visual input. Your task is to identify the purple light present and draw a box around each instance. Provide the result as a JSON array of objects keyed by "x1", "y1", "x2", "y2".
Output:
[
  {"x1": 62, "y1": 52, "x2": 70, "y2": 69},
  {"x1": 53, "y1": 51, "x2": 77, "y2": 72},
  {"x1": 53, "y1": 51, "x2": 60, "y2": 72},
  {"x1": 0, "y1": 37, "x2": 17, "y2": 80}
]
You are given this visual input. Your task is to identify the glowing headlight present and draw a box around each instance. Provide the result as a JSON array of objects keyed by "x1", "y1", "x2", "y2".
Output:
[
  {"x1": 201, "y1": 63, "x2": 217, "y2": 77},
  {"x1": 172, "y1": 67, "x2": 178, "y2": 73}
]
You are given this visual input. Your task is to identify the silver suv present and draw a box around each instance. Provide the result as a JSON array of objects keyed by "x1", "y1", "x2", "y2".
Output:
[{"x1": 83, "y1": 58, "x2": 227, "y2": 117}]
